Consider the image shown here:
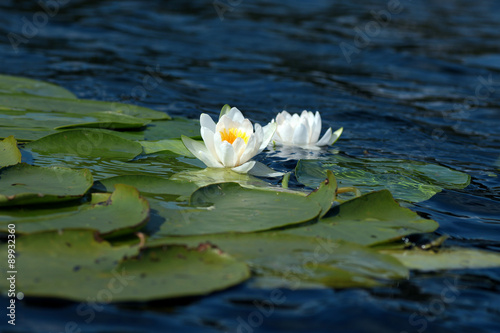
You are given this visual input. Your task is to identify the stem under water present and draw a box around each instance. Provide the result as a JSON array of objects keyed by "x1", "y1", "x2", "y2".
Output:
[{"x1": 337, "y1": 186, "x2": 361, "y2": 197}]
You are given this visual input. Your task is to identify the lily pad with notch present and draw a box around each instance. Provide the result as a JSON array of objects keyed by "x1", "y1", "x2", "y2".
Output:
[
  {"x1": 154, "y1": 178, "x2": 335, "y2": 236},
  {"x1": 282, "y1": 190, "x2": 439, "y2": 246},
  {"x1": 0, "y1": 230, "x2": 250, "y2": 301},
  {"x1": 0, "y1": 136, "x2": 21, "y2": 168},
  {"x1": 147, "y1": 232, "x2": 409, "y2": 289}
]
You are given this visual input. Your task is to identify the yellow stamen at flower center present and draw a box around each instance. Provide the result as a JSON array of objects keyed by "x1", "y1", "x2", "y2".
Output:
[{"x1": 220, "y1": 128, "x2": 249, "y2": 144}]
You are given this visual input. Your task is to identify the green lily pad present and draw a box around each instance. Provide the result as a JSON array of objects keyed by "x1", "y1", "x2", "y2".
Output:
[
  {"x1": 170, "y1": 168, "x2": 270, "y2": 191},
  {"x1": 0, "y1": 184, "x2": 150, "y2": 237},
  {"x1": 148, "y1": 232, "x2": 408, "y2": 289},
  {"x1": 140, "y1": 118, "x2": 201, "y2": 140},
  {"x1": 54, "y1": 112, "x2": 151, "y2": 130},
  {"x1": 381, "y1": 247, "x2": 500, "y2": 271},
  {"x1": 29, "y1": 150, "x2": 202, "y2": 182},
  {"x1": 140, "y1": 139, "x2": 194, "y2": 156},
  {"x1": 63, "y1": 118, "x2": 201, "y2": 142},
  {"x1": 26, "y1": 129, "x2": 143, "y2": 161},
  {"x1": 0, "y1": 110, "x2": 150, "y2": 131},
  {"x1": 296, "y1": 155, "x2": 471, "y2": 202},
  {"x1": 307, "y1": 170, "x2": 337, "y2": 218},
  {"x1": 0, "y1": 94, "x2": 170, "y2": 120},
  {"x1": 0, "y1": 127, "x2": 57, "y2": 142},
  {"x1": 282, "y1": 190, "x2": 439, "y2": 246},
  {"x1": 0, "y1": 74, "x2": 76, "y2": 98},
  {"x1": 93, "y1": 175, "x2": 198, "y2": 198},
  {"x1": 152, "y1": 178, "x2": 336, "y2": 236},
  {"x1": 0, "y1": 136, "x2": 21, "y2": 167},
  {"x1": 55, "y1": 112, "x2": 150, "y2": 130},
  {"x1": 0, "y1": 230, "x2": 250, "y2": 301},
  {"x1": 0, "y1": 164, "x2": 93, "y2": 207}
]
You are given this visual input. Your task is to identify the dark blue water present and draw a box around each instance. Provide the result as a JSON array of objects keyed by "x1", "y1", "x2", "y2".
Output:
[{"x1": 1, "y1": 0, "x2": 500, "y2": 332}]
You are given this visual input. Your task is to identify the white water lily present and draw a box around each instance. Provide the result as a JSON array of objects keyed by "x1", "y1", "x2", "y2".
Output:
[
  {"x1": 270, "y1": 110, "x2": 343, "y2": 147},
  {"x1": 182, "y1": 107, "x2": 277, "y2": 174}
]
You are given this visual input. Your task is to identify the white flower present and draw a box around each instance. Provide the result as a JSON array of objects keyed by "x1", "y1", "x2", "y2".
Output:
[
  {"x1": 182, "y1": 107, "x2": 276, "y2": 174},
  {"x1": 270, "y1": 110, "x2": 343, "y2": 147}
]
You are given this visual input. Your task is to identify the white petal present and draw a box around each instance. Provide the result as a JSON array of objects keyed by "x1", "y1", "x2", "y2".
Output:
[
  {"x1": 253, "y1": 123, "x2": 264, "y2": 146},
  {"x1": 300, "y1": 110, "x2": 310, "y2": 123},
  {"x1": 232, "y1": 137, "x2": 246, "y2": 164},
  {"x1": 200, "y1": 113, "x2": 216, "y2": 132},
  {"x1": 227, "y1": 107, "x2": 245, "y2": 123},
  {"x1": 290, "y1": 113, "x2": 301, "y2": 127},
  {"x1": 238, "y1": 134, "x2": 258, "y2": 164},
  {"x1": 316, "y1": 128, "x2": 332, "y2": 146},
  {"x1": 292, "y1": 123, "x2": 309, "y2": 146},
  {"x1": 310, "y1": 111, "x2": 322, "y2": 144},
  {"x1": 240, "y1": 118, "x2": 253, "y2": 134},
  {"x1": 200, "y1": 127, "x2": 217, "y2": 159},
  {"x1": 259, "y1": 122, "x2": 276, "y2": 152},
  {"x1": 219, "y1": 141, "x2": 236, "y2": 167},
  {"x1": 213, "y1": 131, "x2": 224, "y2": 163},
  {"x1": 216, "y1": 115, "x2": 236, "y2": 133},
  {"x1": 278, "y1": 122, "x2": 294, "y2": 144},
  {"x1": 299, "y1": 115, "x2": 312, "y2": 144},
  {"x1": 329, "y1": 127, "x2": 343, "y2": 145},
  {"x1": 247, "y1": 161, "x2": 284, "y2": 177},
  {"x1": 271, "y1": 130, "x2": 282, "y2": 145},
  {"x1": 275, "y1": 112, "x2": 287, "y2": 125},
  {"x1": 181, "y1": 136, "x2": 223, "y2": 168},
  {"x1": 231, "y1": 161, "x2": 256, "y2": 174}
]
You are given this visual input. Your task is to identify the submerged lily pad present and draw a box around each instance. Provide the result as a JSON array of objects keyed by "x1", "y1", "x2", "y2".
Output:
[
  {"x1": 26, "y1": 129, "x2": 143, "y2": 160},
  {"x1": 148, "y1": 232, "x2": 408, "y2": 289},
  {"x1": 283, "y1": 190, "x2": 439, "y2": 246},
  {"x1": 55, "y1": 112, "x2": 151, "y2": 130},
  {"x1": 0, "y1": 136, "x2": 21, "y2": 167},
  {"x1": 93, "y1": 175, "x2": 198, "y2": 198},
  {"x1": 0, "y1": 94, "x2": 169, "y2": 120},
  {"x1": 0, "y1": 110, "x2": 150, "y2": 131},
  {"x1": 0, "y1": 164, "x2": 93, "y2": 207},
  {"x1": 0, "y1": 230, "x2": 250, "y2": 301},
  {"x1": 154, "y1": 182, "x2": 324, "y2": 236},
  {"x1": 0, "y1": 74, "x2": 76, "y2": 98},
  {"x1": 0, "y1": 127, "x2": 57, "y2": 142},
  {"x1": 381, "y1": 247, "x2": 500, "y2": 271},
  {"x1": 296, "y1": 155, "x2": 471, "y2": 202},
  {"x1": 0, "y1": 184, "x2": 149, "y2": 237}
]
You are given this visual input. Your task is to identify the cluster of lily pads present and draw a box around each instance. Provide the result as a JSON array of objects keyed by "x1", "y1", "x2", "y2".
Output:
[{"x1": 1, "y1": 74, "x2": 500, "y2": 302}]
